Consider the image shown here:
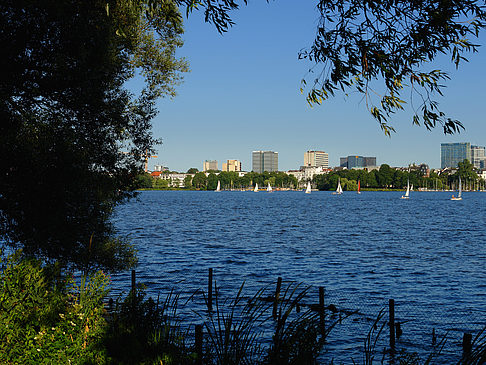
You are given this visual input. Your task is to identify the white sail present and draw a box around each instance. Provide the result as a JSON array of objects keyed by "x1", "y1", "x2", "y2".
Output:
[
  {"x1": 216, "y1": 180, "x2": 221, "y2": 192},
  {"x1": 267, "y1": 183, "x2": 272, "y2": 192},
  {"x1": 451, "y1": 176, "x2": 462, "y2": 200},
  {"x1": 332, "y1": 178, "x2": 343, "y2": 195},
  {"x1": 336, "y1": 179, "x2": 343, "y2": 194},
  {"x1": 254, "y1": 183, "x2": 258, "y2": 192},
  {"x1": 402, "y1": 179, "x2": 410, "y2": 199},
  {"x1": 305, "y1": 181, "x2": 311, "y2": 194}
]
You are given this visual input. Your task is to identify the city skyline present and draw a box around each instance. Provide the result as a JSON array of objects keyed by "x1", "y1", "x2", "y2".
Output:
[
  {"x1": 135, "y1": 0, "x2": 486, "y2": 172},
  {"x1": 153, "y1": 142, "x2": 486, "y2": 173}
]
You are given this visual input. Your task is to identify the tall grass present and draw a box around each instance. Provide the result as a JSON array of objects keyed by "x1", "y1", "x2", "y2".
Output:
[
  {"x1": 104, "y1": 286, "x2": 193, "y2": 364},
  {"x1": 202, "y1": 283, "x2": 270, "y2": 364}
]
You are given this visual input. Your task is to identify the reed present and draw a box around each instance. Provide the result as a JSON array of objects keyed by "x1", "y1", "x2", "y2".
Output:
[{"x1": 201, "y1": 282, "x2": 270, "y2": 365}]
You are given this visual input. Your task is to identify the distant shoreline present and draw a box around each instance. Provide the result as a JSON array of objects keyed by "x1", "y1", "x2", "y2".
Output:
[{"x1": 136, "y1": 188, "x2": 475, "y2": 192}]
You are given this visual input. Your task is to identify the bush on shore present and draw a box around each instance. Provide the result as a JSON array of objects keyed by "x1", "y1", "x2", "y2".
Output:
[{"x1": 0, "y1": 251, "x2": 109, "y2": 364}]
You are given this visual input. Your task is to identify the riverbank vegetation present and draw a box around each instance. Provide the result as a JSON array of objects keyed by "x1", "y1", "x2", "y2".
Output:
[
  {"x1": 315, "y1": 160, "x2": 482, "y2": 192},
  {"x1": 2, "y1": 251, "x2": 485, "y2": 364},
  {"x1": 138, "y1": 171, "x2": 300, "y2": 191}
]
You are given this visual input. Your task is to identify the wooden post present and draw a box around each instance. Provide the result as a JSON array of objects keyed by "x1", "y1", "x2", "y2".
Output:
[
  {"x1": 207, "y1": 268, "x2": 213, "y2": 311},
  {"x1": 389, "y1": 299, "x2": 395, "y2": 352},
  {"x1": 131, "y1": 269, "x2": 136, "y2": 293},
  {"x1": 195, "y1": 324, "x2": 203, "y2": 365},
  {"x1": 130, "y1": 269, "x2": 136, "y2": 316},
  {"x1": 319, "y1": 287, "x2": 325, "y2": 337},
  {"x1": 272, "y1": 277, "x2": 282, "y2": 319},
  {"x1": 462, "y1": 333, "x2": 472, "y2": 358}
]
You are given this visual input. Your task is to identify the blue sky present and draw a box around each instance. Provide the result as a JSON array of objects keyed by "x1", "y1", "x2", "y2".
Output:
[{"x1": 145, "y1": 0, "x2": 486, "y2": 172}]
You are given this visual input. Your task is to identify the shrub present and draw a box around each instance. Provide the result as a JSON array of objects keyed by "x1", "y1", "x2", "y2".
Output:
[{"x1": 0, "y1": 251, "x2": 109, "y2": 364}]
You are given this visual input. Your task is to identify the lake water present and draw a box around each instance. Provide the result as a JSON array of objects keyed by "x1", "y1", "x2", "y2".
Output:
[{"x1": 112, "y1": 190, "x2": 486, "y2": 362}]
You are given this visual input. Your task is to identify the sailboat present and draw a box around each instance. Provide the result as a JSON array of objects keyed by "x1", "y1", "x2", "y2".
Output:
[
  {"x1": 267, "y1": 183, "x2": 273, "y2": 192},
  {"x1": 305, "y1": 181, "x2": 311, "y2": 194},
  {"x1": 451, "y1": 176, "x2": 462, "y2": 201},
  {"x1": 401, "y1": 179, "x2": 410, "y2": 199},
  {"x1": 332, "y1": 179, "x2": 343, "y2": 195},
  {"x1": 357, "y1": 180, "x2": 361, "y2": 194},
  {"x1": 254, "y1": 183, "x2": 259, "y2": 192},
  {"x1": 215, "y1": 180, "x2": 221, "y2": 192}
]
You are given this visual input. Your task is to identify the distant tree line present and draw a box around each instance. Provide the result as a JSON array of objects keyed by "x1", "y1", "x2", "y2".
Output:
[
  {"x1": 187, "y1": 171, "x2": 299, "y2": 190},
  {"x1": 314, "y1": 160, "x2": 482, "y2": 191},
  {"x1": 138, "y1": 160, "x2": 483, "y2": 191}
]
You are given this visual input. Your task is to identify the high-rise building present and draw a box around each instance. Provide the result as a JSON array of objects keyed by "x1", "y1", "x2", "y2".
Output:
[
  {"x1": 471, "y1": 145, "x2": 486, "y2": 169},
  {"x1": 440, "y1": 143, "x2": 471, "y2": 168},
  {"x1": 340, "y1": 155, "x2": 376, "y2": 169},
  {"x1": 203, "y1": 160, "x2": 218, "y2": 171},
  {"x1": 222, "y1": 159, "x2": 242, "y2": 172},
  {"x1": 304, "y1": 151, "x2": 329, "y2": 168},
  {"x1": 363, "y1": 157, "x2": 377, "y2": 167},
  {"x1": 252, "y1": 151, "x2": 278, "y2": 173}
]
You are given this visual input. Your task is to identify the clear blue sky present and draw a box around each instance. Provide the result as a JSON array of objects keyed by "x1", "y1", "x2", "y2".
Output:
[{"x1": 145, "y1": 0, "x2": 486, "y2": 172}]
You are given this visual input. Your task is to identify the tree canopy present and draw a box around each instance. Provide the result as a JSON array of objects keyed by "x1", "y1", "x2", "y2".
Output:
[
  {"x1": 181, "y1": 0, "x2": 486, "y2": 134},
  {"x1": 0, "y1": 0, "x2": 188, "y2": 272}
]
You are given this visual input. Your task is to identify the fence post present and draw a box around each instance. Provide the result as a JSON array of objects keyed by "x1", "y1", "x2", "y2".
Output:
[
  {"x1": 272, "y1": 277, "x2": 282, "y2": 319},
  {"x1": 208, "y1": 268, "x2": 213, "y2": 311},
  {"x1": 319, "y1": 286, "x2": 325, "y2": 337},
  {"x1": 131, "y1": 269, "x2": 136, "y2": 293},
  {"x1": 130, "y1": 269, "x2": 136, "y2": 318},
  {"x1": 389, "y1": 299, "x2": 395, "y2": 352},
  {"x1": 462, "y1": 333, "x2": 472, "y2": 358},
  {"x1": 195, "y1": 324, "x2": 203, "y2": 365}
]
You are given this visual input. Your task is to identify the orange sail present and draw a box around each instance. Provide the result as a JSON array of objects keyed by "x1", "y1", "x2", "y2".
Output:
[{"x1": 358, "y1": 180, "x2": 361, "y2": 194}]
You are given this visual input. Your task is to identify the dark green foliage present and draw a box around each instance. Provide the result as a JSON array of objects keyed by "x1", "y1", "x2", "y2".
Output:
[
  {"x1": 212, "y1": 171, "x2": 298, "y2": 190},
  {"x1": 0, "y1": 0, "x2": 187, "y2": 272},
  {"x1": 0, "y1": 251, "x2": 109, "y2": 364},
  {"x1": 153, "y1": 178, "x2": 170, "y2": 189},
  {"x1": 312, "y1": 164, "x2": 477, "y2": 191},
  {"x1": 105, "y1": 287, "x2": 192, "y2": 365},
  {"x1": 456, "y1": 159, "x2": 478, "y2": 182},
  {"x1": 184, "y1": 174, "x2": 193, "y2": 188},
  {"x1": 192, "y1": 172, "x2": 209, "y2": 190},
  {"x1": 207, "y1": 172, "x2": 219, "y2": 190},
  {"x1": 137, "y1": 173, "x2": 156, "y2": 189}
]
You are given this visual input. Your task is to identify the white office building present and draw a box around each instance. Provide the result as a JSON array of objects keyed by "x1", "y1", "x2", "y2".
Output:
[{"x1": 304, "y1": 150, "x2": 329, "y2": 168}]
